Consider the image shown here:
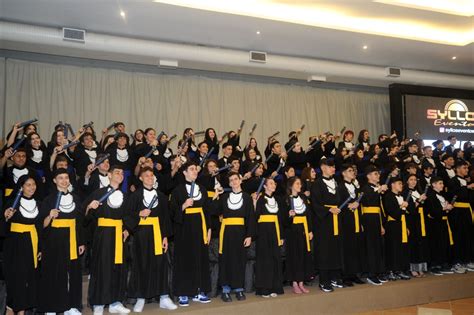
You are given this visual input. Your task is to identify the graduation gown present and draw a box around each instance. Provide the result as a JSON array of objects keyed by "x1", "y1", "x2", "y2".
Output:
[
  {"x1": 38, "y1": 191, "x2": 84, "y2": 312},
  {"x1": 214, "y1": 191, "x2": 256, "y2": 289},
  {"x1": 84, "y1": 187, "x2": 129, "y2": 305},
  {"x1": 2, "y1": 196, "x2": 41, "y2": 312},
  {"x1": 126, "y1": 187, "x2": 172, "y2": 299},
  {"x1": 406, "y1": 189, "x2": 430, "y2": 264},
  {"x1": 311, "y1": 177, "x2": 343, "y2": 271},
  {"x1": 382, "y1": 191, "x2": 410, "y2": 271},
  {"x1": 360, "y1": 184, "x2": 385, "y2": 274},
  {"x1": 447, "y1": 176, "x2": 473, "y2": 264},
  {"x1": 255, "y1": 194, "x2": 285, "y2": 295},
  {"x1": 284, "y1": 195, "x2": 314, "y2": 282},
  {"x1": 425, "y1": 190, "x2": 452, "y2": 266},
  {"x1": 338, "y1": 180, "x2": 364, "y2": 276},
  {"x1": 169, "y1": 182, "x2": 211, "y2": 296}
]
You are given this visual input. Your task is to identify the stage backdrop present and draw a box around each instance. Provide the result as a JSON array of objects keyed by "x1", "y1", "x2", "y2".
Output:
[{"x1": 2, "y1": 58, "x2": 390, "y2": 148}]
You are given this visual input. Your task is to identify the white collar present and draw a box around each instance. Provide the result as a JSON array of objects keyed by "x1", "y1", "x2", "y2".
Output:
[
  {"x1": 59, "y1": 193, "x2": 76, "y2": 213},
  {"x1": 227, "y1": 191, "x2": 244, "y2": 210},
  {"x1": 264, "y1": 195, "x2": 279, "y2": 213},
  {"x1": 19, "y1": 197, "x2": 39, "y2": 218},
  {"x1": 107, "y1": 189, "x2": 124, "y2": 209},
  {"x1": 186, "y1": 183, "x2": 202, "y2": 201}
]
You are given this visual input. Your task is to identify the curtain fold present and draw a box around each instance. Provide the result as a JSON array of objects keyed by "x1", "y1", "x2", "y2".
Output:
[{"x1": 4, "y1": 58, "x2": 390, "y2": 147}]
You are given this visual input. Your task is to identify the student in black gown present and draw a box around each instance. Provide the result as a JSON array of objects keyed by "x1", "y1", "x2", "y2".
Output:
[
  {"x1": 360, "y1": 165, "x2": 388, "y2": 285},
  {"x1": 254, "y1": 178, "x2": 286, "y2": 297},
  {"x1": 125, "y1": 167, "x2": 177, "y2": 312},
  {"x1": 204, "y1": 128, "x2": 220, "y2": 159},
  {"x1": 38, "y1": 168, "x2": 84, "y2": 315},
  {"x1": 106, "y1": 133, "x2": 135, "y2": 193},
  {"x1": 311, "y1": 158, "x2": 344, "y2": 292},
  {"x1": 337, "y1": 164, "x2": 365, "y2": 286},
  {"x1": 284, "y1": 176, "x2": 314, "y2": 294},
  {"x1": 424, "y1": 177, "x2": 455, "y2": 275},
  {"x1": 213, "y1": 171, "x2": 256, "y2": 302},
  {"x1": 382, "y1": 177, "x2": 411, "y2": 281},
  {"x1": 83, "y1": 165, "x2": 130, "y2": 315},
  {"x1": 2, "y1": 175, "x2": 41, "y2": 315},
  {"x1": 169, "y1": 161, "x2": 212, "y2": 306}
]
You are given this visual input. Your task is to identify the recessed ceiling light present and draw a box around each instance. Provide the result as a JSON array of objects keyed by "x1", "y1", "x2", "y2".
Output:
[
  {"x1": 256, "y1": 31, "x2": 261, "y2": 35},
  {"x1": 452, "y1": 56, "x2": 457, "y2": 60},
  {"x1": 120, "y1": 10, "x2": 126, "y2": 18},
  {"x1": 363, "y1": 45, "x2": 368, "y2": 50}
]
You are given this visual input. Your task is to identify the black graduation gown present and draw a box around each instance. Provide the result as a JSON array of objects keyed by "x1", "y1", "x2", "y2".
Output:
[
  {"x1": 447, "y1": 176, "x2": 472, "y2": 264},
  {"x1": 360, "y1": 184, "x2": 385, "y2": 274},
  {"x1": 169, "y1": 183, "x2": 211, "y2": 296},
  {"x1": 425, "y1": 190, "x2": 452, "y2": 266},
  {"x1": 72, "y1": 145, "x2": 99, "y2": 178},
  {"x1": 242, "y1": 176, "x2": 262, "y2": 195},
  {"x1": 284, "y1": 195, "x2": 314, "y2": 282},
  {"x1": 338, "y1": 181, "x2": 364, "y2": 276},
  {"x1": 2, "y1": 197, "x2": 41, "y2": 312},
  {"x1": 125, "y1": 188, "x2": 172, "y2": 299},
  {"x1": 286, "y1": 151, "x2": 307, "y2": 174},
  {"x1": 311, "y1": 177, "x2": 343, "y2": 271},
  {"x1": 37, "y1": 191, "x2": 84, "y2": 312},
  {"x1": 406, "y1": 189, "x2": 430, "y2": 264},
  {"x1": 3, "y1": 166, "x2": 43, "y2": 202},
  {"x1": 255, "y1": 194, "x2": 285, "y2": 295},
  {"x1": 382, "y1": 191, "x2": 410, "y2": 271},
  {"x1": 84, "y1": 187, "x2": 129, "y2": 305},
  {"x1": 214, "y1": 192, "x2": 256, "y2": 289}
]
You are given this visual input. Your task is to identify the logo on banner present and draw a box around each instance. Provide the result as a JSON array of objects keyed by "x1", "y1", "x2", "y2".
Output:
[{"x1": 426, "y1": 100, "x2": 474, "y2": 129}]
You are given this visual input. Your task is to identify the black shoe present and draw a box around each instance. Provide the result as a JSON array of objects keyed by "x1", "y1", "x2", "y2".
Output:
[
  {"x1": 235, "y1": 292, "x2": 246, "y2": 301},
  {"x1": 319, "y1": 284, "x2": 334, "y2": 292},
  {"x1": 430, "y1": 268, "x2": 443, "y2": 276},
  {"x1": 367, "y1": 277, "x2": 382, "y2": 286},
  {"x1": 388, "y1": 271, "x2": 398, "y2": 281},
  {"x1": 378, "y1": 275, "x2": 388, "y2": 283},
  {"x1": 397, "y1": 272, "x2": 411, "y2": 280},
  {"x1": 343, "y1": 280, "x2": 354, "y2": 287},
  {"x1": 352, "y1": 277, "x2": 365, "y2": 284},
  {"x1": 221, "y1": 293, "x2": 232, "y2": 302},
  {"x1": 331, "y1": 280, "x2": 344, "y2": 288}
]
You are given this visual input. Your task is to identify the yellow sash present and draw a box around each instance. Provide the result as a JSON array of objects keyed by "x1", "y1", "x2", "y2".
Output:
[
  {"x1": 185, "y1": 207, "x2": 208, "y2": 244},
  {"x1": 5, "y1": 188, "x2": 13, "y2": 197},
  {"x1": 387, "y1": 214, "x2": 408, "y2": 243},
  {"x1": 453, "y1": 202, "x2": 474, "y2": 222},
  {"x1": 354, "y1": 208, "x2": 360, "y2": 233},
  {"x1": 219, "y1": 217, "x2": 245, "y2": 254},
  {"x1": 51, "y1": 218, "x2": 78, "y2": 260},
  {"x1": 418, "y1": 207, "x2": 426, "y2": 237},
  {"x1": 10, "y1": 223, "x2": 38, "y2": 268},
  {"x1": 293, "y1": 216, "x2": 311, "y2": 252},
  {"x1": 362, "y1": 206, "x2": 383, "y2": 226},
  {"x1": 207, "y1": 191, "x2": 215, "y2": 198},
  {"x1": 97, "y1": 218, "x2": 123, "y2": 264},
  {"x1": 139, "y1": 216, "x2": 163, "y2": 255},
  {"x1": 442, "y1": 216, "x2": 454, "y2": 245},
  {"x1": 258, "y1": 214, "x2": 282, "y2": 246},
  {"x1": 324, "y1": 204, "x2": 339, "y2": 236}
]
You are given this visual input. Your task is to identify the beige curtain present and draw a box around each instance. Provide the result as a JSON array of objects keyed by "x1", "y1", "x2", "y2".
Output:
[{"x1": 4, "y1": 58, "x2": 390, "y2": 148}]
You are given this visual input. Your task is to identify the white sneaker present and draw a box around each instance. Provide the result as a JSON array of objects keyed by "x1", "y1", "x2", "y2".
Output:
[
  {"x1": 452, "y1": 263, "x2": 467, "y2": 274},
  {"x1": 133, "y1": 299, "x2": 145, "y2": 313},
  {"x1": 93, "y1": 306, "x2": 104, "y2": 315},
  {"x1": 65, "y1": 308, "x2": 82, "y2": 315},
  {"x1": 467, "y1": 262, "x2": 474, "y2": 269},
  {"x1": 159, "y1": 296, "x2": 178, "y2": 310},
  {"x1": 109, "y1": 302, "x2": 130, "y2": 314},
  {"x1": 45, "y1": 313, "x2": 56, "y2": 315},
  {"x1": 465, "y1": 263, "x2": 474, "y2": 272}
]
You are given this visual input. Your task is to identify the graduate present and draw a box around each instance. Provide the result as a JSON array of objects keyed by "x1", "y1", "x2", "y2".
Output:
[
  {"x1": 337, "y1": 164, "x2": 365, "y2": 286},
  {"x1": 25, "y1": 132, "x2": 48, "y2": 183},
  {"x1": 72, "y1": 132, "x2": 99, "y2": 179},
  {"x1": 83, "y1": 165, "x2": 130, "y2": 315},
  {"x1": 106, "y1": 132, "x2": 135, "y2": 193},
  {"x1": 213, "y1": 171, "x2": 256, "y2": 302},
  {"x1": 284, "y1": 176, "x2": 314, "y2": 294},
  {"x1": 360, "y1": 165, "x2": 388, "y2": 285},
  {"x1": 405, "y1": 174, "x2": 429, "y2": 277},
  {"x1": 424, "y1": 177, "x2": 455, "y2": 275},
  {"x1": 82, "y1": 153, "x2": 111, "y2": 195},
  {"x1": 447, "y1": 160, "x2": 474, "y2": 272},
  {"x1": 382, "y1": 177, "x2": 411, "y2": 281},
  {"x1": 254, "y1": 177, "x2": 286, "y2": 297},
  {"x1": 125, "y1": 167, "x2": 177, "y2": 312},
  {"x1": 2, "y1": 175, "x2": 42, "y2": 315},
  {"x1": 311, "y1": 158, "x2": 344, "y2": 292},
  {"x1": 169, "y1": 161, "x2": 212, "y2": 306},
  {"x1": 38, "y1": 168, "x2": 84, "y2": 315},
  {"x1": 204, "y1": 128, "x2": 220, "y2": 158}
]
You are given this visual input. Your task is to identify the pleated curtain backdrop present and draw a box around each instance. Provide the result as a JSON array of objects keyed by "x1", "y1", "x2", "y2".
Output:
[{"x1": 3, "y1": 58, "x2": 390, "y2": 148}]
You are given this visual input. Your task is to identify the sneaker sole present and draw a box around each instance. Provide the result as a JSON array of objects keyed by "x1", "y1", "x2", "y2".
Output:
[{"x1": 367, "y1": 280, "x2": 382, "y2": 286}]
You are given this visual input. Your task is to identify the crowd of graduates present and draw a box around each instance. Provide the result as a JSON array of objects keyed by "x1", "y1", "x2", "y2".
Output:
[{"x1": 1, "y1": 119, "x2": 473, "y2": 315}]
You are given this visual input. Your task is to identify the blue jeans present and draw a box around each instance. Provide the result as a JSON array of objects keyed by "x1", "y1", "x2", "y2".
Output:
[{"x1": 222, "y1": 285, "x2": 244, "y2": 294}]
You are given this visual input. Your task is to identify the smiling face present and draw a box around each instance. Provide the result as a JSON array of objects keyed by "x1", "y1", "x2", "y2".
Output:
[
  {"x1": 29, "y1": 133, "x2": 41, "y2": 149},
  {"x1": 146, "y1": 129, "x2": 156, "y2": 143},
  {"x1": 264, "y1": 178, "x2": 276, "y2": 194},
  {"x1": 22, "y1": 178, "x2": 37, "y2": 198},
  {"x1": 53, "y1": 173, "x2": 70, "y2": 191},
  {"x1": 82, "y1": 134, "x2": 94, "y2": 149},
  {"x1": 407, "y1": 176, "x2": 417, "y2": 189},
  {"x1": 109, "y1": 168, "x2": 124, "y2": 185},
  {"x1": 291, "y1": 178, "x2": 302, "y2": 194},
  {"x1": 183, "y1": 164, "x2": 198, "y2": 182},
  {"x1": 139, "y1": 169, "x2": 155, "y2": 188},
  {"x1": 12, "y1": 151, "x2": 27, "y2": 167}
]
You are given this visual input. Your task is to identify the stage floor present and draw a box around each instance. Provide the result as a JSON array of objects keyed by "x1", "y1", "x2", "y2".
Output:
[{"x1": 82, "y1": 272, "x2": 474, "y2": 314}]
